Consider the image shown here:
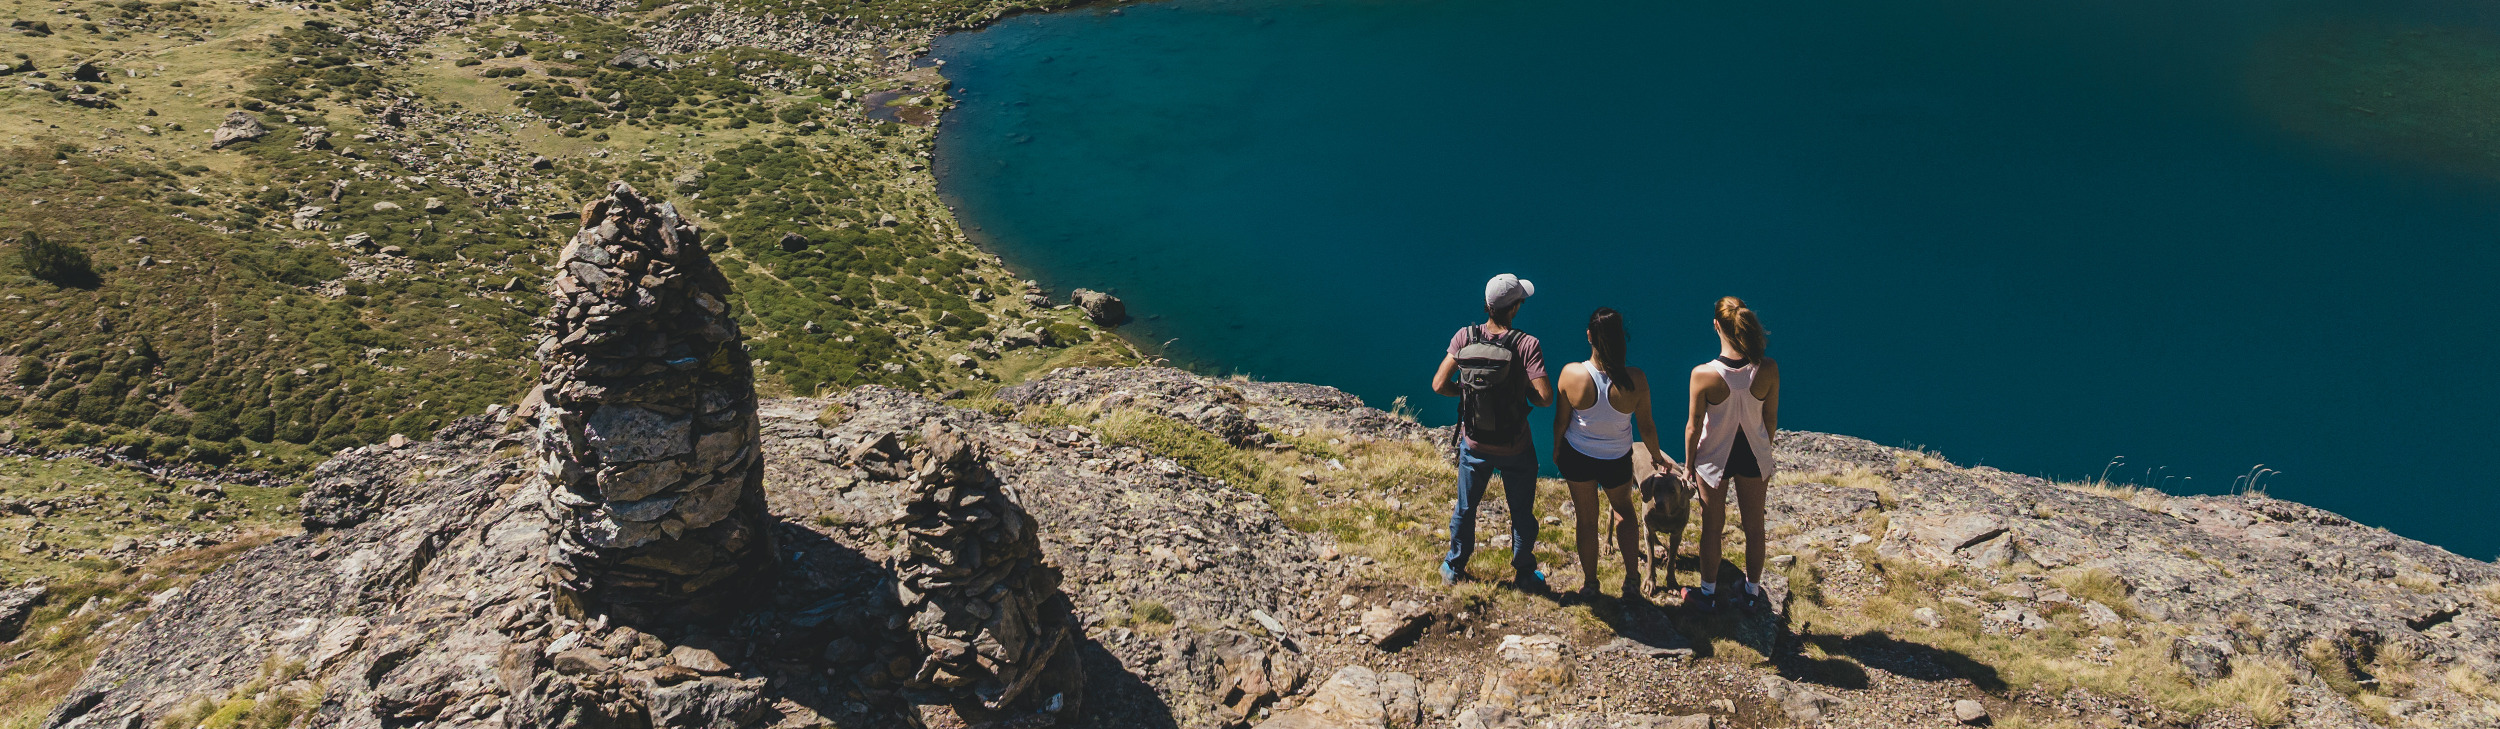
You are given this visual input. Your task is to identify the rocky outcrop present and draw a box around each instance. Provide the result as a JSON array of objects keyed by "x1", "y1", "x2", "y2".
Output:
[
  {"x1": 0, "y1": 583, "x2": 45, "y2": 642},
  {"x1": 207, "y1": 111, "x2": 266, "y2": 149},
  {"x1": 40, "y1": 365, "x2": 1387, "y2": 729},
  {"x1": 532, "y1": 182, "x2": 772, "y2": 625},
  {"x1": 43, "y1": 359, "x2": 2500, "y2": 729}
]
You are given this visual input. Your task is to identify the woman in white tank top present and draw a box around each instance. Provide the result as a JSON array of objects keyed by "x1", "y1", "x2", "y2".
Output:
[
  {"x1": 1680, "y1": 297, "x2": 1780, "y2": 612},
  {"x1": 1552, "y1": 308, "x2": 1675, "y2": 600}
]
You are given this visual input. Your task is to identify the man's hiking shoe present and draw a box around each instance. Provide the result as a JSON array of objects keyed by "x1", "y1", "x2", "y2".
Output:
[
  {"x1": 1514, "y1": 570, "x2": 1550, "y2": 595},
  {"x1": 1440, "y1": 561, "x2": 1468, "y2": 586},
  {"x1": 1679, "y1": 587, "x2": 1717, "y2": 613}
]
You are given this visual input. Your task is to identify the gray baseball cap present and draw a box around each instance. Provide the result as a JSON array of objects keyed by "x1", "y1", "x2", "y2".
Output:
[{"x1": 1484, "y1": 273, "x2": 1535, "y2": 310}]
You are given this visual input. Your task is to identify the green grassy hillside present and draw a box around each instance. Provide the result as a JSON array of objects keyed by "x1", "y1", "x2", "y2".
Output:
[{"x1": 1, "y1": 0, "x2": 1127, "y2": 476}]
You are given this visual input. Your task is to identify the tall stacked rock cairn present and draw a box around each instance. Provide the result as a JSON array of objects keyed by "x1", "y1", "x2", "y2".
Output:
[
  {"x1": 886, "y1": 421, "x2": 1086, "y2": 724},
  {"x1": 534, "y1": 181, "x2": 775, "y2": 625}
]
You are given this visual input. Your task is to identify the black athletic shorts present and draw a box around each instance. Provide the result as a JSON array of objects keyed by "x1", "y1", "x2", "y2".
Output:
[
  {"x1": 1725, "y1": 430, "x2": 1762, "y2": 479},
  {"x1": 1557, "y1": 441, "x2": 1633, "y2": 486}
]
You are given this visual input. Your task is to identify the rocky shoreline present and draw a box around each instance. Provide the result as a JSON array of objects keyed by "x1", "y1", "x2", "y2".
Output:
[{"x1": 27, "y1": 364, "x2": 2500, "y2": 729}]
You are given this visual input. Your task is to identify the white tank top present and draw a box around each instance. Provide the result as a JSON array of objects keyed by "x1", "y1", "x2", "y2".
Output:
[
  {"x1": 1693, "y1": 359, "x2": 1776, "y2": 487},
  {"x1": 1564, "y1": 363, "x2": 1636, "y2": 459}
]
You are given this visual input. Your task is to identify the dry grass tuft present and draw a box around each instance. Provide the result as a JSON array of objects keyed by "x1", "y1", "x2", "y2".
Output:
[
  {"x1": 1894, "y1": 449, "x2": 1950, "y2": 471},
  {"x1": 2053, "y1": 476, "x2": 2174, "y2": 512},
  {"x1": 2393, "y1": 570, "x2": 2444, "y2": 594},
  {"x1": 151, "y1": 656, "x2": 315, "y2": 729},
  {"x1": 814, "y1": 401, "x2": 850, "y2": 426},
  {"x1": 2445, "y1": 665, "x2": 2500, "y2": 703},
  {"x1": 2053, "y1": 568, "x2": 2132, "y2": 609},
  {"x1": 1115, "y1": 599, "x2": 1179, "y2": 637},
  {"x1": 1777, "y1": 466, "x2": 1897, "y2": 506},
  {"x1": 2210, "y1": 658, "x2": 2295, "y2": 726}
]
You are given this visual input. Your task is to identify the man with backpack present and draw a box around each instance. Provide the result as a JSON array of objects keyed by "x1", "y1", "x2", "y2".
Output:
[{"x1": 1430, "y1": 273, "x2": 1555, "y2": 591}]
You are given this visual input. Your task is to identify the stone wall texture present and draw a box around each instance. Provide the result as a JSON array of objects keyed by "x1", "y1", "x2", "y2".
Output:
[
  {"x1": 533, "y1": 181, "x2": 774, "y2": 623},
  {"x1": 886, "y1": 421, "x2": 1084, "y2": 719}
]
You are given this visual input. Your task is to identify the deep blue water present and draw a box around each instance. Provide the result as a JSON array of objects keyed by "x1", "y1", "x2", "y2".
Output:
[{"x1": 930, "y1": 0, "x2": 2500, "y2": 560}]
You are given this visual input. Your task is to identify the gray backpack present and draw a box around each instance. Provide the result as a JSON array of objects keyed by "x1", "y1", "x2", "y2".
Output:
[{"x1": 1453, "y1": 326, "x2": 1530, "y2": 450}]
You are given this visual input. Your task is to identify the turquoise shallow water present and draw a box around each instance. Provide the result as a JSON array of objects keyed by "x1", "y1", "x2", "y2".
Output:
[{"x1": 931, "y1": 0, "x2": 2500, "y2": 559}]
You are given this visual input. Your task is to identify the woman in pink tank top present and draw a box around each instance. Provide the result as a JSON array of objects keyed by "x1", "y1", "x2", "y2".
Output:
[{"x1": 1680, "y1": 297, "x2": 1781, "y2": 612}]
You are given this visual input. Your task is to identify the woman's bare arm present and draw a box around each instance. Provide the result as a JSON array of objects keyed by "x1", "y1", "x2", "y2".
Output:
[
  {"x1": 1758, "y1": 358, "x2": 1780, "y2": 446},
  {"x1": 1684, "y1": 366, "x2": 1713, "y2": 482},
  {"x1": 1552, "y1": 363, "x2": 1581, "y2": 456}
]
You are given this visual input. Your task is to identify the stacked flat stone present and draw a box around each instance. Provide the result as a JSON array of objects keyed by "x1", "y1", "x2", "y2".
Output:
[
  {"x1": 533, "y1": 181, "x2": 773, "y2": 624},
  {"x1": 887, "y1": 421, "x2": 1081, "y2": 712}
]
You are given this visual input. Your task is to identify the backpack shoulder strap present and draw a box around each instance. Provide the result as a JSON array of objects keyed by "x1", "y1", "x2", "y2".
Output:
[{"x1": 1464, "y1": 324, "x2": 1487, "y2": 347}]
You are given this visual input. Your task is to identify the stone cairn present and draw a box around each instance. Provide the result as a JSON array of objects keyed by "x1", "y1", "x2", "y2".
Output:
[
  {"x1": 886, "y1": 421, "x2": 1084, "y2": 719},
  {"x1": 533, "y1": 181, "x2": 773, "y2": 624}
]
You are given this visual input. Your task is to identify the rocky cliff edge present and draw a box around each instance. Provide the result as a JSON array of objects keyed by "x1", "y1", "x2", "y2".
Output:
[{"x1": 38, "y1": 366, "x2": 2500, "y2": 729}]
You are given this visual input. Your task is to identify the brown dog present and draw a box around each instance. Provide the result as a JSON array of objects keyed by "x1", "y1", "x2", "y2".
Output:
[{"x1": 1634, "y1": 457, "x2": 1695, "y2": 596}]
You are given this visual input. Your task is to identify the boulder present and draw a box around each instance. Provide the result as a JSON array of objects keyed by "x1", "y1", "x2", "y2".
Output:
[
  {"x1": 608, "y1": 48, "x2": 662, "y2": 69},
  {"x1": 997, "y1": 327, "x2": 1050, "y2": 349},
  {"x1": 1478, "y1": 635, "x2": 1572, "y2": 713},
  {"x1": 2172, "y1": 633, "x2": 2235, "y2": 681},
  {"x1": 208, "y1": 111, "x2": 267, "y2": 149},
  {"x1": 1197, "y1": 629, "x2": 1306, "y2": 723},
  {"x1": 1252, "y1": 666, "x2": 1419, "y2": 729},
  {"x1": 0, "y1": 584, "x2": 46, "y2": 642},
  {"x1": 1070, "y1": 288, "x2": 1127, "y2": 326},
  {"x1": 667, "y1": 646, "x2": 730, "y2": 674},
  {"x1": 1761, "y1": 677, "x2": 1841, "y2": 724},
  {"x1": 1953, "y1": 699, "x2": 1989, "y2": 725},
  {"x1": 776, "y1": 232, "x2": 808, "y2": 252},
  {"x1": 647, "y1": 676, "x2": 765, "y2": 729},
  {"x1": 1359, "y1": 600, "x2": 1431, "y2": 649}
]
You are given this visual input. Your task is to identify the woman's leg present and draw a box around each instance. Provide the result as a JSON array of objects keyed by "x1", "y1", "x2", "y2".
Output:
[
  {"x1": 1568, "y1": 479, "x2": 1603, "y2": 593},
  {"x1": 1603, "y1": 482, "x2": 1642, "y2": 594},
  {"x1": 1736, "y1": 475, "x2": 1770, "y2": 585},
  {"x1": 1694, "y1": 477, "x2": 1727, "y2": 594}
]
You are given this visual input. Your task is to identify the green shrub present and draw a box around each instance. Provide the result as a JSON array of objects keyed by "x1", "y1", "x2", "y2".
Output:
[{"x1": 13, "y1": 231, "x2": 100, "y2": 288}]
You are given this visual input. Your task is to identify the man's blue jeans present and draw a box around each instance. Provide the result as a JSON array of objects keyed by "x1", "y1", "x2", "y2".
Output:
[{"x1": 1444, "y1": 441, "x2": 1540, "y2": 577}]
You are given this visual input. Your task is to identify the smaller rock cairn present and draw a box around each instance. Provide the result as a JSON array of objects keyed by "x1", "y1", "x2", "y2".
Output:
[
  {"x1": 886, "y1": 421, "x2": 1083, "y2": 716},
  {"x1": 534, "y1": 182, "x2": 773, "y2": 624}
]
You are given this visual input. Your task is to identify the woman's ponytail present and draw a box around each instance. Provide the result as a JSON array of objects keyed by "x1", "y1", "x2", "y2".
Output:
[
  {"x1": 1588, "y1": 307, "x2": 1635, "y2": 392},
  {"x1": 1714, "y1": 296, "x2": 1767, "y2": 360}
]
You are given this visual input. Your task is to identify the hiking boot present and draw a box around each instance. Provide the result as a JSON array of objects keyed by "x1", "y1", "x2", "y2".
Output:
[
  {"x1": 1514, "y1": 569, "x2": 1550, "y2": 595},
  {"x1": 1679, "y1": 587, "x2": 1717, "y2": 613},
  {"x1": 1440, "y1": 561, "x2": 1468, "y2": 586}
]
